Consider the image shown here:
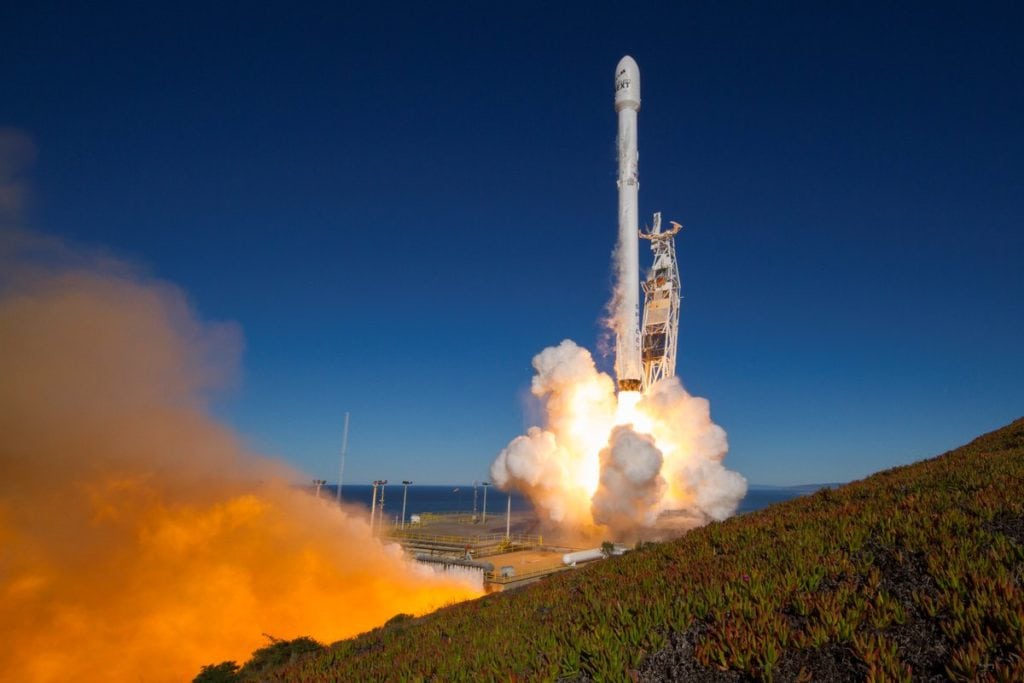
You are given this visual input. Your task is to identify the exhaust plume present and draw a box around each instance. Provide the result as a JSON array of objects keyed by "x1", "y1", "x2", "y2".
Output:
[
  {"x1": 0, "y1": 228, "x2": 480, "y2": 682},
  {"x1": 490, "y1": 339, "x2": 746, "y2": 542},
  {"x1": 591, "y1": 426, "x2": 666, "y2": 534}
]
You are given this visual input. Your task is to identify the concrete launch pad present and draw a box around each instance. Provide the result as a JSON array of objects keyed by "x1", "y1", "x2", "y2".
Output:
[
  {"x1": 381, "y1": 510, "x2": 581, "y2": 591},
  {"x1": 483, "y1": 549, "x2": 571, "y2": 592}
]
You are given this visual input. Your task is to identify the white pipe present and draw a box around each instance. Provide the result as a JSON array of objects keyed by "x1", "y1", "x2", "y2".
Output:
[
  {"x1": 562, "y1": 548, "x2": 605, "y2": 566},
  {"x1": 505, "y1": 491, "x2": 511, "y2": 539}
]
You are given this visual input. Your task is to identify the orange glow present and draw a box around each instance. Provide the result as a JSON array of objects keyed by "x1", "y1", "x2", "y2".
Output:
[{"x1": 0, "y1": 234, "x2": 481, "y2": 682}]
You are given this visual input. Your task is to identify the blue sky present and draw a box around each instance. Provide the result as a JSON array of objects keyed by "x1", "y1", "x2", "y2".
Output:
[{"x1": 3, "y1": 2, "x2": 1022, "y2": 485}]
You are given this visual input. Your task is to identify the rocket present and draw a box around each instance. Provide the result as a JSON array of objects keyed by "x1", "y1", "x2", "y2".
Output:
[{"x1": 614, "y1": 56, "x2": 643, "y2": 392}]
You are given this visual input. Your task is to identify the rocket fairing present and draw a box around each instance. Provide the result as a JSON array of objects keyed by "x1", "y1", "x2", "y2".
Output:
[{"x1": 614, "y1": 56, "x2": 643, "y2": 392}]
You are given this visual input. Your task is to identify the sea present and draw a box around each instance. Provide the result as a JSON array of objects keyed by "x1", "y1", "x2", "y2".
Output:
[{"x1": 318, "y1": 483, "x2": 831, "y2": 523}]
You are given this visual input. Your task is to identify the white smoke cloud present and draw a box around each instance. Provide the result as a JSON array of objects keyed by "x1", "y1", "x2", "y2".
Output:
[
  {"x1": 639, "y1": 377, "x2": 747, "y2": 522},
  {"x1": 491, "y1": 340, "x2": 747, "y2": 541},
  {"x1": 491, "y1": 427, "x2": 584, "y2": 526},
  {"x1": 591, "y1": 426, "x2": 665, "y2": 534},
  {"x1": 606, "y1": 240, "x2": 631, "y2": 359},
  {"x1": 490, "y1": 340, "x2": 608, "y2": 531},
  {"x1": 530, "y1": 339, "x2": 617, "y2": 441}
]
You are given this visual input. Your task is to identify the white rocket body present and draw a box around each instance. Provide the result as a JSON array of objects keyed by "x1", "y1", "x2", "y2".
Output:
[{"x1": 614, "y1": 56, "x2": 643, "y2": 392}]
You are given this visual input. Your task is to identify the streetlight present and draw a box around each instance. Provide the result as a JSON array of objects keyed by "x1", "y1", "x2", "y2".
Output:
[
  {"x1": 401, "y1": 480, "x2": 413, "y2": 530},
  {"x1": 481, "y1": 481, "x2": 491, "y2": 523},
  {"x1": 312, "y1": 479, "x2": 326, "y2": 499},
  {"x1": 506, "y1": 490, "x2": 512, "y2": 540},
  {"x1": 472, "y1": 481, "x2": 479, "y2": 521}
]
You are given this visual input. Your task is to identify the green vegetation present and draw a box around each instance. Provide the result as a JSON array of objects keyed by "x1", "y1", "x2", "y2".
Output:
[
  {"x1": 196, "y1": 636, "x2": 323, "y2": 682},
  {"x1": 201, "y1": 418, "x2": 1024, "y2": 681},
  {"x1": 193, "y1": 661, "x2": 241, "y2": 683}
]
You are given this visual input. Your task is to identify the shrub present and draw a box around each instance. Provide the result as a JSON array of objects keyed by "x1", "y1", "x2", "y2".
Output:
[{"x1": 192, "y1": 661, "x2": 239, "y2": 683}]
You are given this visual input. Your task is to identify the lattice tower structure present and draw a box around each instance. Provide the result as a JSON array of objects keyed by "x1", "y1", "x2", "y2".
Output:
[{"x1": 640, "y1": 213, "x2": 682, "y2": 392}]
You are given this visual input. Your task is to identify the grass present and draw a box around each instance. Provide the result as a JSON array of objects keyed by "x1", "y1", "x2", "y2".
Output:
[{"x1": 198, "y1": 417, "x2": 1024, "y2": 681}]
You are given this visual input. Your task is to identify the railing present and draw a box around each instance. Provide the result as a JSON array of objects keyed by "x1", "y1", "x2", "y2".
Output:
[
  {"x1": 412, "y1": 511, "x2": 480, "y2": 519},
  {"x1": 382, "y1": 529, "x2": 543, "y2": 548},
  {"x1": 396, "y1": 511, "x2": 502, "y2": 525},
  {"x1": 484, "y1": 564, "x2": 569, "y2": 585}
]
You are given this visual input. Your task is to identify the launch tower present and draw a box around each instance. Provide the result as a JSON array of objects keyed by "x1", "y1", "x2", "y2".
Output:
[{"x1": 640, "y1": 212, "x2": 682, "y2": 392}]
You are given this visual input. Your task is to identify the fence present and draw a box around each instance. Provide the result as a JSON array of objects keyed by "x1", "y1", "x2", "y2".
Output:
[
  {"x1": 382, "y1": 528, "x2": 543, "y2": 548},
  {"x1": 483, "y1": 564, "x2": 569, "y2": 585}
]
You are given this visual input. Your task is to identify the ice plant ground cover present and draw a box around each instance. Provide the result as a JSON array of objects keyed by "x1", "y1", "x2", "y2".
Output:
[{"x1": 200, "y1": 418, "x2": 1024, "y2": 682}]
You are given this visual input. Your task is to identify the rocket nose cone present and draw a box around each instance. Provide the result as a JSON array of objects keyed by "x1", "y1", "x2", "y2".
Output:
[
  {"x1": 616, "y1": 55, "x2": 639, "y2": 75},
  {"x1": 615, "y1": 55, "x2": 641, "y2": 112}
]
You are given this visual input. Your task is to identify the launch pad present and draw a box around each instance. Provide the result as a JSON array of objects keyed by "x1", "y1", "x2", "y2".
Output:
[{"x1": 382, "y1": 511, "x2": 582, "y2": 592}]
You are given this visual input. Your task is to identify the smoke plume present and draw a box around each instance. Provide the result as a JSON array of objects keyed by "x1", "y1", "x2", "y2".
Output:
[
  {"x1": 0, "y1": 228, "x2": 480, "y2": 682},
  {"x1": 591, "y1": 426, "x2": 666, "y2": 534},
  {"x1": 490, "y1": 340, "x2": 746, "y2": 541},
  {"x1": 639, "y1": 378, "x2": 748, "y2": 522}
]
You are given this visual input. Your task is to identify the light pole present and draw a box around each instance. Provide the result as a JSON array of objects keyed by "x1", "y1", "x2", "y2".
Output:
[
  {"x1": 506, "y1": 490, "x2": 512, "y2": 540},
  {"x1": 335, "y1": 412, "x2": 349, "y2": 503},
  {"x1": 370, "y1": 479, "x2": 388, "y2": 533},
  {"x1": 401, "y1": 480, "x2": 412, "y2": 529},
  {"x1": 370, "y1": 480, "x2": 380, "y2": 533},
  {"x1": 472, "y1": 481, "x2": 478, "y2": 521},
  {"x1": 312, "y1": 479, "x2": 326, "y2": 499},
  {"x1": 481, "y1": 481, "x2": 491, "y2": 523}
]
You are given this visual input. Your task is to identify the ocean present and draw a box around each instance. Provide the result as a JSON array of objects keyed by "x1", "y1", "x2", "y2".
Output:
[
  {"x1": 322, "y1": 485, "x2": 532, "y2": 524},
  {"x1": 319, "y1": 483, "x2": 826, "y2": 523},
  {"x1": 735, "y1": 484, "x2": 832, "y2": 513}
]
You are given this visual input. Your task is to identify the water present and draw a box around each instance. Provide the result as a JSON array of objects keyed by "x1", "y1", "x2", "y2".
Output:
[
  {"x1": 736, "y1": 484, "x2": 828, "y2": 514},
  {"x1": 319, "y1": 483, "x2": 827, "y2": 523},
  {"x1": 323, "y1": 484, "x2": 532, "y2": 524}
]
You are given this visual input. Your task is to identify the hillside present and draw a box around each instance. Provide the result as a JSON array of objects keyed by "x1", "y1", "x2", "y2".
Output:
[{"x1": 199, "y1": 418, "x2": 1024, "y2": 681}]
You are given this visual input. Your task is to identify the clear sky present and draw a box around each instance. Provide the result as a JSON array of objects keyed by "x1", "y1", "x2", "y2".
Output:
[{"x1": 3, "y1": 2, "x2": 1022, "y2": 486}]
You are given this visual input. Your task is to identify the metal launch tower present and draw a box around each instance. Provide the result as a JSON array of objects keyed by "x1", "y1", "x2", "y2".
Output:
[{"x1": 640, "y1": 212, "x2": 682, "y2": 392}]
